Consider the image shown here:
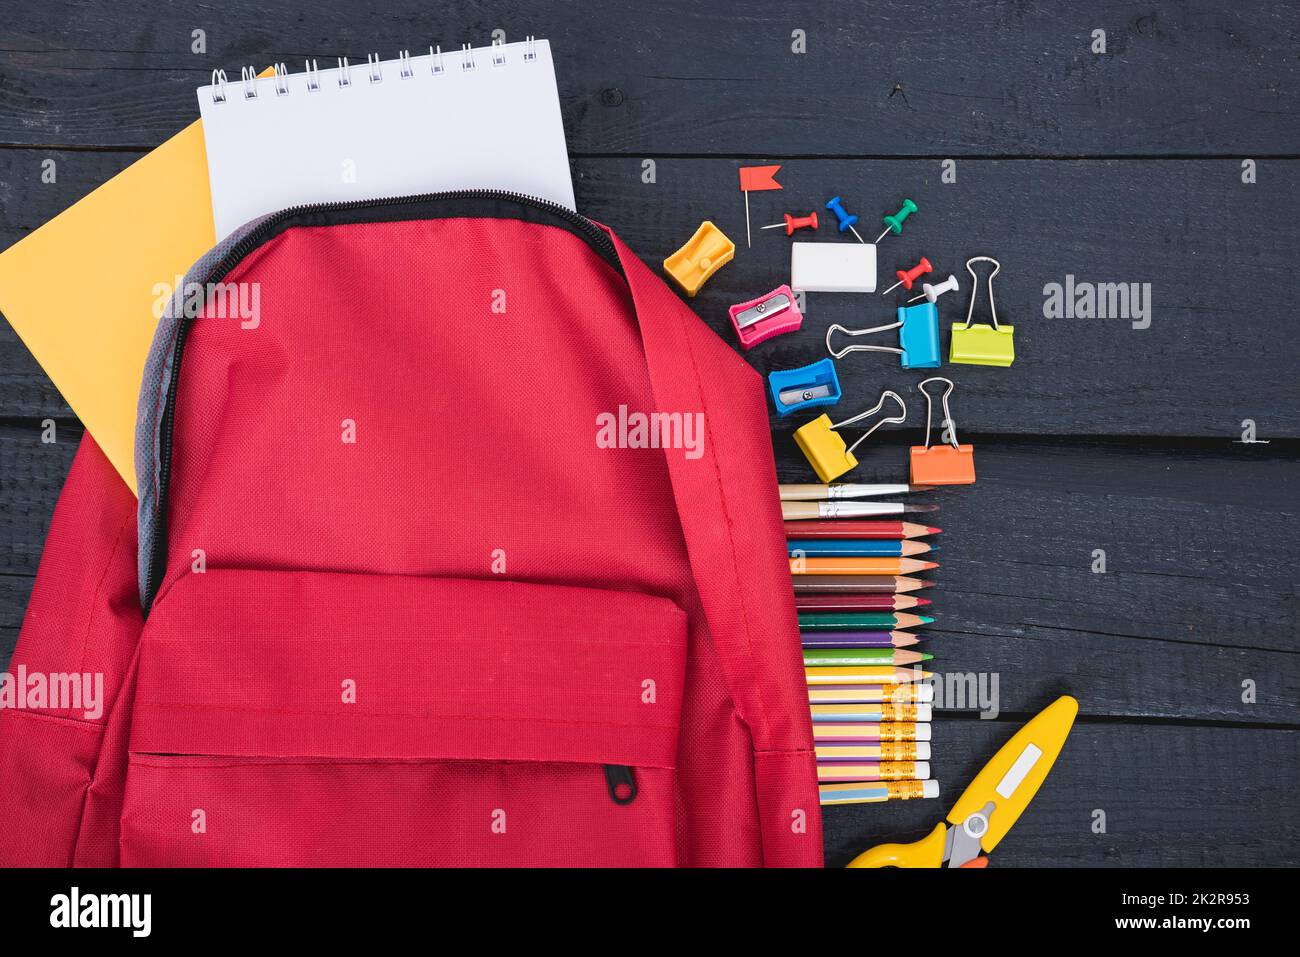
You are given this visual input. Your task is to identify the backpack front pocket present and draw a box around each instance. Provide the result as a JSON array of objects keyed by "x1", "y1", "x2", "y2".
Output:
[{"x1": 121, "y1": 570, "x2": 687, "y2": 867}]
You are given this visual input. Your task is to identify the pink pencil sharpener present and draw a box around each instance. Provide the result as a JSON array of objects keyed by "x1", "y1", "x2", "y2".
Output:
[{"x1": 727, "y1": 284, "x2": 804, "y2": 349}]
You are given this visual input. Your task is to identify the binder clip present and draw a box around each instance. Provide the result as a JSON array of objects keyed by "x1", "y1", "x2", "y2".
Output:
[
  {"x1": 663, "y1": 221, "x2": 735, "y2": 297},
  {"x1": 729, "y1": 284, "x2": 803, "y2": 350},
  {"x1": 910, "y1": 377, "x2": 975, "y2": 485},
  {"x1": 794, "y1": 390, "x2": 907, "y2": 483},
  {"x1": 950, "y1": 256, "x2": 1014, "y2": 367},
  {"x1": 769, "y1": 358, "x2": 841, "y2": 417},
  {"x1": 825, "y1": 303, "x2": 940, "y2": 370}
]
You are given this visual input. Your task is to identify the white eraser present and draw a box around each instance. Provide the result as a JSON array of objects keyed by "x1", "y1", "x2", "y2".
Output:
[
  {"x1": 915, "y1": 703, "x2": 933, "y2": 722},
  {"x1": 921, "y1": 779, "x2": 941, "y2": 799},
  {"x1": 915, "y1": 723, "x2": 932, "y2": 742},
  {"x1": 791, "y1": 241, "x2": 877, "y2": 293},
  {"x1": 914, "y1": 761, "x2": 931, "y2": 779},
  {"x1": 914, "y1": 741, "x2": 932, "y2": 761},
  {"x1": 914, "y1": 684, "x2": 936, "y2": 703}
]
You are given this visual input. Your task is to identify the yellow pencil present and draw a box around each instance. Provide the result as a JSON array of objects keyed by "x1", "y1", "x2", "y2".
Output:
[
  {"x1": 816, "y1": 740, "x2": 931, "y2": 761},
  {"x1": 805, "y1": 666, "x2": 933, "y2": 685},
  {"x1": 820, "y1": 780, "x2": 940, "y2": 804},
  {"x1": 813, "y1": 722, "x2": 932, "y2": 742}
]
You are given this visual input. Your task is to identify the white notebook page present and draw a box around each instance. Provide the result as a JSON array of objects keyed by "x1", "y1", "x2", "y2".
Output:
[{"x1": 198, "y1": 40, "x2": 575, "y2": 239}]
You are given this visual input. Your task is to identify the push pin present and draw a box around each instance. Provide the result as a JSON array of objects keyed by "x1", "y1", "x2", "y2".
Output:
[
  {"x1": 762, "y1": 211, "x2": 819, "y2": 236},
  {"x1": 825, "y1": 196, "x2": 866, "y2": 243},
  {"x1": 874, "y1": 199, "x2": 918, "y2": 244},
  {"x1": 909, "y1": 377, "x2": 975, "y2": 485},
  {"x1": 881, "y1": 257, "x2": 932, "y2": 296},
  {"x1": 907, "y1": 274, "x2": 959, "y2": 304},
  {"x1": 794, "y1": 390, "x2": 907, "y2": 483}
]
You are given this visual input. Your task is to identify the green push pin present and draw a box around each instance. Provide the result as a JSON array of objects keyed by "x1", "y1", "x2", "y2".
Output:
[{"x1": 874, "y1": 199, "x2": 918, "y2": 243}]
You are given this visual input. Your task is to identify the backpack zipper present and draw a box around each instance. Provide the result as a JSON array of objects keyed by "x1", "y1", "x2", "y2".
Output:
[
  {"x1": 603, "y1": 764, "x2": 638, "y2": 805},
  {"x1": 142, "y1": 190, "x2": 623, "y2": 614}
]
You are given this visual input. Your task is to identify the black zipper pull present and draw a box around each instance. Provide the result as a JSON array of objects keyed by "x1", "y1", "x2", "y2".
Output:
[{"x1": 603, "y1": 764, "x2": 637, "y2": 805}]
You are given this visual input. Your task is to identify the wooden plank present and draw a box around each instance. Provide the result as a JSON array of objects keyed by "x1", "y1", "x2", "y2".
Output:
[
  {"x1": 822, "y1": 717, "x2": 1300, "y2": 866},
  {"x1": 0, "y1": 1, "x2": 1295, "y2": 154},
  {"x1": 3, "y1": 152, "x2": 1299, "y2": 437}
]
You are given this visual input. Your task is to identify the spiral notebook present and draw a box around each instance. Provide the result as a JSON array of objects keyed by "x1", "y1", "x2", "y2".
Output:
[{"x1": 198, "y1": 39, "x2": 575, "y2": 240}]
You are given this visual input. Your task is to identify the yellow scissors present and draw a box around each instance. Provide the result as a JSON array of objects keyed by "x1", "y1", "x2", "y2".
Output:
[{"x1": 849, "y1": 695, "x2": 1077, "y2": 868}]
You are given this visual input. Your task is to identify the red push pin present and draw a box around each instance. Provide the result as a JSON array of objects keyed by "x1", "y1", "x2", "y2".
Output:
[
  {"x1": 881, "y1": 256, "x2": 933, "y2": 296},
  {"x1": 761, "y1": 211, "x2": 819, "y2": 236}
]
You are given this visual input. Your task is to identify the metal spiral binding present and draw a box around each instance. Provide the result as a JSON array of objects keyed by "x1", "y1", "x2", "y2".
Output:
[{"x1": 206, "y1": 40, "x2": 541, "y2": 103}]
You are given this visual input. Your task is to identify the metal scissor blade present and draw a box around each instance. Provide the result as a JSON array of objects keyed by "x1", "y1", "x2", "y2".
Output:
[{"x1": 944, "y1": 696, "x2": 1078, "y2": 857}]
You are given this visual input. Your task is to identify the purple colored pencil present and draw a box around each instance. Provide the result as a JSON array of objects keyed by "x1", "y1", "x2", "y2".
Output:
[{"x1": 800, "y1": 630, "x2": 926, "y2": 649}]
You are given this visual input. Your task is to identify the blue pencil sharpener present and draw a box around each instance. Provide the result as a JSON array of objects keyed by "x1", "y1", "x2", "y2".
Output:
[{"x1": 768, "y1": 358, "x2": 842, "y2": 417}]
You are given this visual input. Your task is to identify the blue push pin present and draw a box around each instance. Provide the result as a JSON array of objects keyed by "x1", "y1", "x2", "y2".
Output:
[{"x1": 825, "y1": 196, "x2": 866, "y2": 244}]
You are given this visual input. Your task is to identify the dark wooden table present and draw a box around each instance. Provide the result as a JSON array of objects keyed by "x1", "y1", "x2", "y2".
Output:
[{"x1": 1, "y1": 1, "x2": 1296, "y2": 866}]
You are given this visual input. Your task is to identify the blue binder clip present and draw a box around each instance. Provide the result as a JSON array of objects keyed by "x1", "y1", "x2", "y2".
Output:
[
  {"x1": 824, "y1": 302, "x2": 941, "y2": 370},
  {"x1": 768, "y1": 358, "x2": 842, "y2": 417}
]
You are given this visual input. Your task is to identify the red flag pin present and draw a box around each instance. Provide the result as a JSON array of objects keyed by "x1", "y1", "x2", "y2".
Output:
[{"x1": 739, "y1": 165, "x2": 783, "y2": 248}]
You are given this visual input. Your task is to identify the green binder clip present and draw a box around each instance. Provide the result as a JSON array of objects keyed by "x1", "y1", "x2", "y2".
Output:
[{"x1": 950, "y1": 256, "x2": 1014, "y2": 367}]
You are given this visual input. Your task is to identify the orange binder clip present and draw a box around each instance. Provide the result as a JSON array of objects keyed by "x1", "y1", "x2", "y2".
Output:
[
  {"x1": 663, "y1": 221, "x2": 735, "y2": 297},
  {"x1": 794, "y1": 390, "x2": 907, "y2": 483},
  {"x1": 909, "y1": 377, "x2": 975, "y2": 485}
]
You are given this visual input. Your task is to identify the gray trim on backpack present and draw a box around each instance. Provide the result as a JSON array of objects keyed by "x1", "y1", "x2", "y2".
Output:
[{"x1": 135, "y1": 216, "x2": 272, "y2": 606}]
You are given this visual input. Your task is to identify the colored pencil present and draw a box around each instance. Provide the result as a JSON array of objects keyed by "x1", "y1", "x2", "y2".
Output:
[
  {"x1": 798, "y1": 612, "x2": 932, "y2": 631},
  {"x1": 817, "y1": 741, "x2": 931, "y2": 761},
  {"x1": 804, "y1": 649, "x2": 932, "y2": 667},
  {"x1": 787, "y1": 539, "x2": 936, "y2": 558},
  {"x1": 810, "y1": 702, "x2": 933, "y2": 723},
  {"x1": 795, "y1": 594, "x2": 930, "y2": 612},
  {"x1": 817, "y1": 761, "x2": 930, "y2": 783},
  {"x1": 801, "y1": 630, "x2": 924, "y2": 648},
  {"x1": 820, "y1": 780, "x2": 939, "y2": 805},
  {"x1": 783, "y1": 520, "x2": 939, "y2": 540},
  {"x1": 790, "y1": 557, "x2": 938, "y2": 576},
  {"x1": 779, "y1": 483, "x2": 931, "y2": 501},
  {"x1": 808, "y1": 684, "x2": 935, "y2": 704},
  {"x1": 792, "y1": 575, "x2": 933, "y2": 594},
  {"x1": 806, "y1": 667, "x2": 933, "y2": 686},
  {"x1": 813, "y1": 722, "x2": 932, "y2": 742}
]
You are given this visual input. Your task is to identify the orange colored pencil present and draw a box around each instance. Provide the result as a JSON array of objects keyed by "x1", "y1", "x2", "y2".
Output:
[
  {"x1": 805, "y1": 666, "x2": 933, "y2": 685},
  {"x1": 790, "y1": 557, "x2": 938, "y2": 576}
]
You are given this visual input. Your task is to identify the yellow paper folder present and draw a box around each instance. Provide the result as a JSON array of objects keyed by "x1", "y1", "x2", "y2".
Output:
[{"x1": 0, "y1": 120, "x2": 218, "y2": 494}]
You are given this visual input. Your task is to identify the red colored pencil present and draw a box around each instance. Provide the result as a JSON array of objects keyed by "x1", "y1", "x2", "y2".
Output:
[
  {"x1": 795, "y1": 594, "x2": 931, "y2": 612},
  {"x1": 792, "y1": 575, "x2": 934, "y2": 594},
  {"x1": 784, "y1": 520, "x2": 940, "y2": 540}
]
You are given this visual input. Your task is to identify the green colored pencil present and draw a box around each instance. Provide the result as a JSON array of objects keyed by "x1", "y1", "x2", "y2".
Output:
[
  {"x1": 803, "y1": 648, "x2": 933, "y2": 667},
  {"x1": 798, "y1": 611, "x2": 933, "y2": 631}
]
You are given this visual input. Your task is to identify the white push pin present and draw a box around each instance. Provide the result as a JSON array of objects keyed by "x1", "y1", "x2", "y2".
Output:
[{"x1": 907, "y1": 274, "x2": 959, "y2": 304}]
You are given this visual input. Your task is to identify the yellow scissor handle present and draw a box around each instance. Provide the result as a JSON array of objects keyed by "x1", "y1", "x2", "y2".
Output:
[{"x1": 847, "y1": 821, "x2": 948, "y2": 868}]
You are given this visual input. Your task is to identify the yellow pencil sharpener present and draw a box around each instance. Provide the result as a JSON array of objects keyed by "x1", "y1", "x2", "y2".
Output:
[
  {"x1": 949, "y1": 323, "x2": 1015, "y2": 367},
  {"x1": 794, "y1": 415, "x2": 857, "y2": 483},
  {"x1": 663, "y1": 221, "x2": 735, "y2": 297}
]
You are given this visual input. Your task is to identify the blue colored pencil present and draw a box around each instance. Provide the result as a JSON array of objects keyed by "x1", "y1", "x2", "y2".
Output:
[{"x1": 788, "y1": 539, "x2": 937, "y2": 558}]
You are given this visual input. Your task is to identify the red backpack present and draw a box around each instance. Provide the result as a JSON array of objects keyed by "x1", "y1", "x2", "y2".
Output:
[{"x1": 0, "y1": 192, "x2": 821, "y2": 866}]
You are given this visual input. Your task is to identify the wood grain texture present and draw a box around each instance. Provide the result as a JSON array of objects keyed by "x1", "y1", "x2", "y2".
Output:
[
  {"x1": 0, "y1": 1, "x2": 1295, "y2": 154},
  {"x1": 3, "y1": 151, "x2": 1299, "y2": 436}
]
